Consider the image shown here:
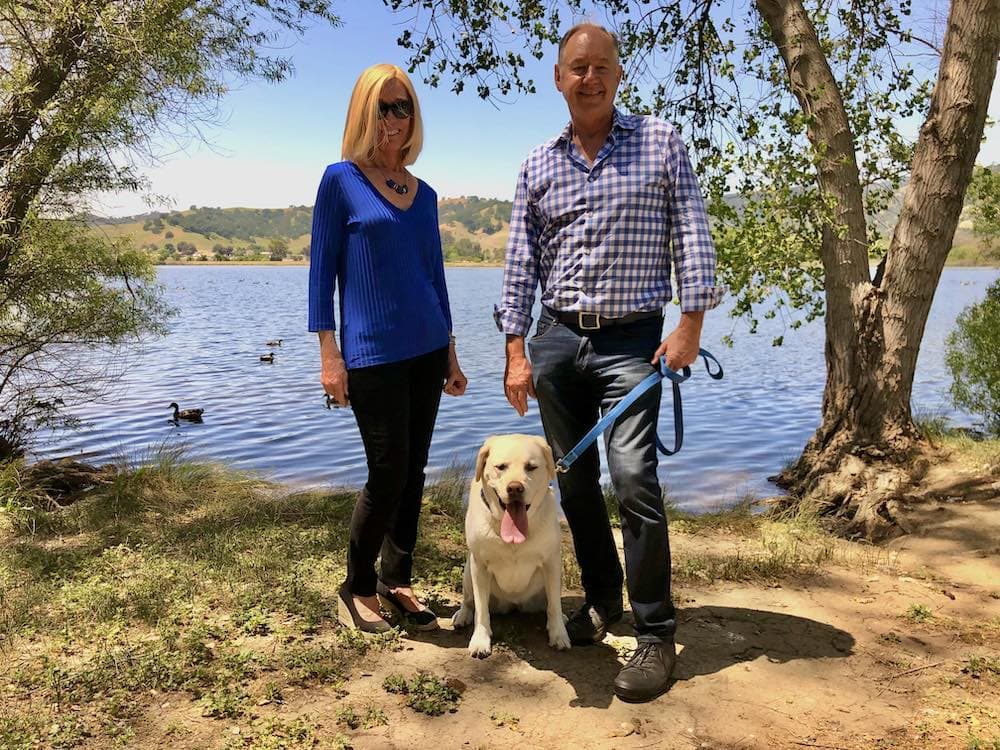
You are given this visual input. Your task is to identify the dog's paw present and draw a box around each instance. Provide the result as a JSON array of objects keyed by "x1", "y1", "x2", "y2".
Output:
[
  {"x1": 468, "y1": 627, "x2": 492, "y2": 658},
  {"x1": 451, "y1": 606, "x2": 473, "y2": 629},
  {"x1": 548, "y1": 623, "x2": 571, "y2": 651}
]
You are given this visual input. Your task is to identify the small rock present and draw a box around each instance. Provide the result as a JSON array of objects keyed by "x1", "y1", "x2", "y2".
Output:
[
  {"x1": 941, "y1": 589, "x2": 956, "y2": 600},
  {"x1": 610, "y1": 722, "x2": 636, "y2": 738}
]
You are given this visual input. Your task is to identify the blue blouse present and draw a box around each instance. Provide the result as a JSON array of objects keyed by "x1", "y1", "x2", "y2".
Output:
[{"x1": 307, "y1": 161, "x2": 453, "y2": 369}]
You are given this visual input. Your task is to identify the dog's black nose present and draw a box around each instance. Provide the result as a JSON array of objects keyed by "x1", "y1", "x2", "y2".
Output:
[{"x1": 506, "y1": 481, "x2": 525, "y2": 497}]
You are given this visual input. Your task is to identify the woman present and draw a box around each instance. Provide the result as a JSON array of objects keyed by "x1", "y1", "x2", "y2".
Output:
[{"x1": 308, "y1": 64, "x2": 468, "y2": 633}]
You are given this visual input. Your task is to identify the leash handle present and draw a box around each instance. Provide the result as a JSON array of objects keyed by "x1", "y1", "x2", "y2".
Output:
[
  {"x1": 555, "y1": 347, "x2": 724, "y2": 472},
  {"x1": 659, "y1": 348, "x2": 723, "y2": 382}
]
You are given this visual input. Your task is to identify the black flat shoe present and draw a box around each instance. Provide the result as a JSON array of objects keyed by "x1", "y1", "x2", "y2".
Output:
[
  {"x1": 376, "y1": 581, "x2": 439, "y2": 631},
  {"x1": 337, "y1": 585, "x2": 392, "y2": 634},
  {"x1": 565, "y1": 600, "x2": 624, "y2": 646}
]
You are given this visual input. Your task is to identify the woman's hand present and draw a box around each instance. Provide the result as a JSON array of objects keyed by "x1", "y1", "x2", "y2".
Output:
[
  {"x1": 318, "y1": 330, "x2": 349, "y2": 406},
  {"x1": 444, "y1": 348, "x2": 468, "y2": 396},
  {"x1": 321, "y1": 355, "x2": 350, "y2": 406}
]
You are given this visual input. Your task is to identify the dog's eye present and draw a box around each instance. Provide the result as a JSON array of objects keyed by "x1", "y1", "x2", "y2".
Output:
[
  {"x1": 525, "y1": 463, "x2": 537, "y2": 472},
  {"x1": 495, "y1": 463, "x2": 508, "y2": 472}
]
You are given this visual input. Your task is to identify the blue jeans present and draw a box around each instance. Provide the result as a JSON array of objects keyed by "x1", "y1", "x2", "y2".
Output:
[{"x1": 528, "y1": 309, "x2": 675, "y2": 643}]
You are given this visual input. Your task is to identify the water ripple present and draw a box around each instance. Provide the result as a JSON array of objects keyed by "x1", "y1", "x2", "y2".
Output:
[{"x1": 34, "y1": 265, "x2": 999, "y2": 511}]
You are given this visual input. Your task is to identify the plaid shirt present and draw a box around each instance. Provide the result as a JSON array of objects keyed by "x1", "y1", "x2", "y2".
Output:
[{"x1": 496, "y1": 109, "x2": 724, "y2": 336}]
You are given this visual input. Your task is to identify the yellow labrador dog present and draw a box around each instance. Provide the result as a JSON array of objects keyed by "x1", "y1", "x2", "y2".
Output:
[{"x1": 452, "y1": 434, "x2": 571, "y2": 657}]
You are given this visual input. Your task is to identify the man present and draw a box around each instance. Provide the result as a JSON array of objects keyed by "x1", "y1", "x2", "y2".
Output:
[{"x1": 494, "y1": 22, "x2": 723, "y2": 703}]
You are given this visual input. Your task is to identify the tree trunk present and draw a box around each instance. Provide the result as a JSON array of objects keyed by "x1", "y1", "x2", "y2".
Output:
[{"x1": 760, "y1": 0, "x2": 1000, "y2": 538}]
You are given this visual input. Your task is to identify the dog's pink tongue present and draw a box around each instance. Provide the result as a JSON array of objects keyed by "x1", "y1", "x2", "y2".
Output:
[{"x1": 501, "y1": 503, "x2": 528, "y2": 544}]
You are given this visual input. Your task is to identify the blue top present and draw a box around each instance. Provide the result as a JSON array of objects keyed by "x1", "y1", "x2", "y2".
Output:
[
  {"x1": 308, "y1": 161, "x2": 453, "y2": 369},
  {"x1": 495, "y1": 109, "x2": 724, "y2": 336}
]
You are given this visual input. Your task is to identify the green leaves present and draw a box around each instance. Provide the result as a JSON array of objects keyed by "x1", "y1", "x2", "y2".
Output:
[
  {"x1": 0, "y1": 0, "x2": 343, "y2": 456},
  {"x1": 383, "y1": 0, "x2": 934, "y2": 338},
  {"x1": 946, "y1": 279, "x2": 1000, "y2": 436},
  {"x1": 968, "y1": 166, "x2": 1000, "y2": 258},
  {"x1": 0, "y1": 216, "x2": 172, "y2": 457}
]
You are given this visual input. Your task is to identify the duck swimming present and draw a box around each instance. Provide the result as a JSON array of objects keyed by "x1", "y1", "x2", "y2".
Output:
[
  {"x1": 169, "y1": 402, "x2": 204, "y2": 422},
  {"x1": 260, "y1": 353, "x2": 275, "y2": 363}
]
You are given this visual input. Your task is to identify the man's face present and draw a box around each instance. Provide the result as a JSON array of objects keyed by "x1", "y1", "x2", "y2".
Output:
[{"x1": 554, "y1": 30, "x2": 622, "y2": 121}]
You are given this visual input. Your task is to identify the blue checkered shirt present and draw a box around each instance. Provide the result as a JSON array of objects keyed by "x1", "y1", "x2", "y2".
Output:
[{"x1": 496, "y1": 109, "x2": 724, "y2": 336}]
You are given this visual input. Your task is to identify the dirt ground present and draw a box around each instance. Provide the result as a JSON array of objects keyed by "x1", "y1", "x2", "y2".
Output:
[{"x1": 126, "y1": 453, "x2": 1000, "y2": 750}]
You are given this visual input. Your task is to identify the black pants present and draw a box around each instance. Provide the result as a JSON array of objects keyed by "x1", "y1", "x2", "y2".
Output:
[{"x1": 344, "y1": 346, "x2": 448, "y2": 596}]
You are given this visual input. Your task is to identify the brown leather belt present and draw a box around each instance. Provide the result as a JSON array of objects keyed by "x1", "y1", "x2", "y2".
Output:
[{"x1": 543, "y1": 306, "x2": 662, "y2": 331}]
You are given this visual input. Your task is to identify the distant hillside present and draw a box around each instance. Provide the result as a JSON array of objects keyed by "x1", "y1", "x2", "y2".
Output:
[
  {"x1": 93, "y1": 176, "x2": 997, "y2": 265},
  {"x1": 94, "y1": 197, "x2": 514, "y2": 264}
]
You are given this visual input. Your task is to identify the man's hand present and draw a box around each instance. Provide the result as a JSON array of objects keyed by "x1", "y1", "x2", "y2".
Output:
[
  {"x1": 652, "y1": 311, "x2": 705, "y2": 371},
  {"x1": 504, "y1": 335, "x2": 535, "y2": 416}
]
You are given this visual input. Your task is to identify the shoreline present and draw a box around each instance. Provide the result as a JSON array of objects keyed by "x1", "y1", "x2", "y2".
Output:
[
  {"x1": 2, "y1": 435, "x2": 998, "y2": 750},
  {"x1": 152, "y1": 259, "x2": 996, "y2": 269},
  {"x1": 153, "y1": 260, "x2": 505, "y2": 268}
]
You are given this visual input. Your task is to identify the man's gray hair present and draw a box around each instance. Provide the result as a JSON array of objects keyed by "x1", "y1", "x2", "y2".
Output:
[{"x1": 558, "y1": 23, "x2": 621, "y2": 63}]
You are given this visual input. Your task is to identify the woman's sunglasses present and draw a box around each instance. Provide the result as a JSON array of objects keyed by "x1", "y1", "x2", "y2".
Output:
[{"x1": 378, "y1": 98, "x2": 414, "y2": 120}]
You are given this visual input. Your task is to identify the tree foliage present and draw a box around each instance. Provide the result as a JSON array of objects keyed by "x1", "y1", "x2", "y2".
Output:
[
  {"x1": 0, "y1": 219, "x2": 169, "y2": 456},
  {"x1": 0, "y1": 0, "x2": 340, "y2": 457},
  {"x1": 385, "y1": 0, "x2": 934, "y2": 336},
  {"x1": 385, "y1": 0, "x2": 999, "y2": 536},
  {"x1": 157, "y1": 206, "x2": 315, "y2": 241},
  {"x1": 946, "y1": 279, "x2": 1000, "y2": 435},
  {"x1": 968, "y1": 165, "x2": 1000, "y2": 256}
]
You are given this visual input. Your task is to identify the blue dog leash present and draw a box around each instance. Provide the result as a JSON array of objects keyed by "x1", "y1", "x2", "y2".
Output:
[{"x1": 555, "y1": 348, "x2": 724, "y2": 474}]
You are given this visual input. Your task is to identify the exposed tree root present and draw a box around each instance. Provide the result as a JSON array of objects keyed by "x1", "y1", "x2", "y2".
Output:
[{"x1": 773, "y1": 434, "x2": 932, "y2": 541}]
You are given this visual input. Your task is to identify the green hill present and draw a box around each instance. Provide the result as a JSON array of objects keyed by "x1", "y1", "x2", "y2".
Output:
[
  {"x1": 93, "y1": 179, "x2": 996, "y2": 266},
  {"x1": 94, "y1": 198, "x2": 513, "y2": 264}
]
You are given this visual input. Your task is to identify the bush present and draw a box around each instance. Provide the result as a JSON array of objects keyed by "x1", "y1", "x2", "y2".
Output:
[{"x1": 946, "y1": 279, "x2": 1000, "y2": 434}]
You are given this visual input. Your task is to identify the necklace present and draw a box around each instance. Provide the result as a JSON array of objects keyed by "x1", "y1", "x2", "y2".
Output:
[{"x1": 379, "y1": 167, "x2": 409, "y2": 195}]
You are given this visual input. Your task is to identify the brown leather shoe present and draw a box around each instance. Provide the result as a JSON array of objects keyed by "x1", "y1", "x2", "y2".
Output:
[{"x1": 613, "y1": 641, "x2": 676, "y2": 702}]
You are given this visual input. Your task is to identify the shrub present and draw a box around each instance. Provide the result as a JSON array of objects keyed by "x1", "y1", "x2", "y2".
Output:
[{"x1": 946, "y1": 279, "x2": 1000, "y2": 435}]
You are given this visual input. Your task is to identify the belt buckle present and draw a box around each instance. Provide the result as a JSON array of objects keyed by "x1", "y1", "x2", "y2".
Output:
[{"x1": 577, "y1": 311, "x2": 601, "y2": 330}]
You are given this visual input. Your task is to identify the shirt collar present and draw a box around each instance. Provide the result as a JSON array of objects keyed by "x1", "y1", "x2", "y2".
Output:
[{"x1": 552, "y1": 107, "x2": 639, "y2": 150}]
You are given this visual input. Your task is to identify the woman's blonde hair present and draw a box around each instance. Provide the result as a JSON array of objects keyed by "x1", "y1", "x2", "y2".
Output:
[{"x1": 342, "y1": 64, "x2": 424, "y2": 166}]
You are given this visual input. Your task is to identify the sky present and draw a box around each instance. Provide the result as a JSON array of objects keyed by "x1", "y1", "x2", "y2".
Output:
[{"x1": 93, "y1": 1, "x2": 1000, "y2": 218}]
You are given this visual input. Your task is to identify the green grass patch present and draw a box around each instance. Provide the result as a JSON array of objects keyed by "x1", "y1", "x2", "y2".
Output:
[
  {"x1": 904, "y1": 603, "x2": 935, "y2": 622},
  {"x1": 383, "y1": 671, "x2": 461, "y2": 716},
  {"x1": 0, "y1": 450, "x2": 448, "y2": 747},
  {"x1": 962, "y1": 655, "x2": 1000, "y2": 678},
  {"x1": 667, "y1": 495, "x2": 764, "y2": 536},
  {"x1": 221, "y1": 716, "x2": 326, "y2": 750}
]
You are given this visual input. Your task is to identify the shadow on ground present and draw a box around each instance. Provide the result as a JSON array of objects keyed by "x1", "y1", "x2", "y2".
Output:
[{"x1": 411, "y1": 600, "x2": 855, "y2": 709}]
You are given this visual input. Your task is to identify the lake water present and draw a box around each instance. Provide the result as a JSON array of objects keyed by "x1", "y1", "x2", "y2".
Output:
[{"x1": 33, "y1": 265, "x2": 1000, "y2": 510}]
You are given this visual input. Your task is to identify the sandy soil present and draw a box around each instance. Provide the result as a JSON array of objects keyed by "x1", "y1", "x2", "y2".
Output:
[{"x1": 142, "y1": 455, "x2": 1000, "y2": 750}]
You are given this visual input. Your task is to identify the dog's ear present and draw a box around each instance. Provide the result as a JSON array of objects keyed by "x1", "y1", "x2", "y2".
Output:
[
  {"x1": 475, "y1": 438, "x2": 493, "y2": 482},
  {"x1": 535, "y1": 436, "x2": 556, "y2": 480}
]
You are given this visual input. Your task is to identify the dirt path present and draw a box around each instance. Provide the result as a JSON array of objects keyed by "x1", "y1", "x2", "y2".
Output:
[{"x1": 137, "y1": 459, "x2": 1000, "y2": 750}]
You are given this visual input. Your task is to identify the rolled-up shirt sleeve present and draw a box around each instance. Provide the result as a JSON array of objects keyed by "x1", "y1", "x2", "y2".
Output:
[
  {"x1": 308, "y1": 165, "x2": 346, "y2": 331},
  {"x1": 496, "y1": 161, "x2": 540, "y2": 336},
  {"x1": 664, "y1": 133, "x2": 725, "y2": 312}
]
